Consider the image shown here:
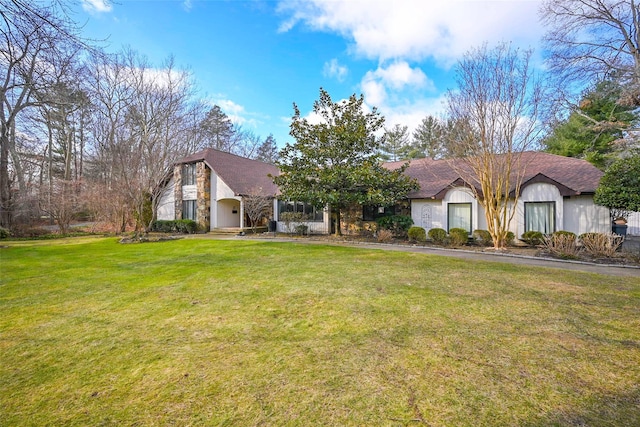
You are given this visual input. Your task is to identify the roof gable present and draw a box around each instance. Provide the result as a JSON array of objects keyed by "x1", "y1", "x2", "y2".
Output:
[{"x1": 177, "y1": 148, "x2": 279, "y2": 196}]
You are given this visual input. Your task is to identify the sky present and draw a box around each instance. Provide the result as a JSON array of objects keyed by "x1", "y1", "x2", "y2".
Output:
[{"x1": 75, "y1": 0, "x2": 546, "y2": 148}]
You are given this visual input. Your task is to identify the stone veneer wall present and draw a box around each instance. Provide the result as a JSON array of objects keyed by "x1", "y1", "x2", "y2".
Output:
[
  {"x1": 196, "y1": 161, "x2": 211, "y2": 230},
  {"x1": 173, "y1": 165, "x2": 183, "y2": 220}
]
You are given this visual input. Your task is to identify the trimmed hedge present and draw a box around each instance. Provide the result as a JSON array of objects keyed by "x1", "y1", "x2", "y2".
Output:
[
  {"x1": 521, "y1": 230, "x2": 544, "y2": 246},
  {"x1": 376, "y1": 215, "x2": 413, "y2": 237},
  {"x1": 472, "y1": 229, "x2": 492, "y2": 246},
  {"x1": 428, "y1": 228, "x2": 447, "y2": 244},
  {"x1": 151, "y1": 219, "x2": 198, "y2": 234},
  {"x1": 407, "y1": 226, "x2": 427, "y2": 243},
  {"x1": 448, "y1": 228, "x2": 469, "y2": 247}
]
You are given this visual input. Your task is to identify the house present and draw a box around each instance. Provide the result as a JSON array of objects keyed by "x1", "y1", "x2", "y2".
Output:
[
  {"x1": 157, "y1": 148, "x2": 279, "y2": 231},
  {"x1": 391, "y1": 151, "x2": 611, "y2": 237},
  {"x1": 159, "y1": 149, "x2": 620, "y2": 238}
]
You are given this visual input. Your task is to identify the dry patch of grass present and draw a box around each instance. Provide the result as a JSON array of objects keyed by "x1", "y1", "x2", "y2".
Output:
[{"x1": 1, "y1": 238, "x2": 639, "y2": 426}]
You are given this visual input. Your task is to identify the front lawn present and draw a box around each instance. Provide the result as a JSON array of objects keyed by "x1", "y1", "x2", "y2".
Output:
[{"x1": 1, "y1": 237, "x2": 639, "y2": 426}]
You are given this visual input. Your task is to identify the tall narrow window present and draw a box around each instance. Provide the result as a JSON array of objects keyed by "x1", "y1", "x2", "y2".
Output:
[
  {"x1": 525, "y1": 202, "x2": 555, "y2": 234},
  {"x1": 448, "y1": 203, "x2": 472, "y2": 233},
  {"x1": 182, "y1": 163, "x2": 196, "y2": 185},
  {"x1": 182, "y1": 200, "x2": 197, "y2": 221}
]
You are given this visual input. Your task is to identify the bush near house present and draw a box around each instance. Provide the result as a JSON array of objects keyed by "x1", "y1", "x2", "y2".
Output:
[
  {"x1": 543, "y1": 231, "x2": 580, "y2": 259},
  {"x1": 150, "y1": 219, "x2": 198, "y2": 234},
  {"x1": 472, "y1": 229, "x2": 493, "y2": 246},
  {"x1": 428, "y1": 228, "x2": 447, "y2": 245},
  {"x1": 376, "y1": 215, "x2": 413, "y2": 237},
  {"x1": 506, "y1": 231, "x2": 515, "y2": 246},
  {"x1": 448, "y1": 228, "x2": 469, "y2": 247},
  {"x1": 0, "y1": 226, "x2": 11, "y2": 239},
  {"x1": 579, "y1": 232, "x2": 624, "y2": 258},
  {"x1": 407, "y1": 226, "x2": 427, "y2": 243},
  {"x1": 521, "y1": 230, "x2": 544, "y2": 246}
]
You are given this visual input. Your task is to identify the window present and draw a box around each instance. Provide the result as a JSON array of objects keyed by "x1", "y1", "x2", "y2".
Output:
[
  {"x1": 278, "y1": 200, "x2": 323, "y2": 222},
  {"x1": 525, "y1": 202, "x2": 555, "y2": 234},
  {"x1": 362, "y1": 205, "x2": 395, "y2": 221},
  {"x1": 182, "y1": 200, "x2": 197, "y2": 221},
  {"x1": 182, "y1": 163, "x2": 196, "y2": 185},
  {"x1": 448, "y1": 203, "x2": 472, "y2": 233}
]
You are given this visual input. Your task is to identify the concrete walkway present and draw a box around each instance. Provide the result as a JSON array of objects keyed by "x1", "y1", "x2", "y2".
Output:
[{"x1": 194, "y1": 233, "x2": 640, "y2": 279}]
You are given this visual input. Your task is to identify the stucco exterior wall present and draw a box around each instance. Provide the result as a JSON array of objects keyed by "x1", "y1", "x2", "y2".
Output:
[
  {"x1": 516, "y1": 183, "x2": 563, "y2": 237},
  {"x1": 563, "y1": 196, "x2": 611, "y2": 235}
]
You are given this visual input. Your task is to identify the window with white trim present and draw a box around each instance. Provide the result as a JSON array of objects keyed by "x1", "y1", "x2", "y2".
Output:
[
  {"x1": 278, "y1": 200, "x2": 323, "y2": 222},
  {"x1": 525, "y1": 202, "x2": 555, "y2": 234}
]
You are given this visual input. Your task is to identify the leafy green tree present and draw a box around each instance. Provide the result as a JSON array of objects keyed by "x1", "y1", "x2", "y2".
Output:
[
  {"x1": 380, "y1": 124, "x2": 410, "y2": 161},
  {"x1": 543, "y1": 80, "x2": 637, "y2": 169},
  {"x1": 274, "y1": 88, "x2": 418, "y2": 235},
  {"x1": 594, "y1": 153, "x2": 640, "y2": 219}
]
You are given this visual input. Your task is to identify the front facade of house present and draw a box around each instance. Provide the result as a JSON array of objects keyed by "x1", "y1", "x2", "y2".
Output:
[
  {"x1": 159, "y1": 149, "x2": 623, "y2": 237},
  {"x1": 157, "y1": 148, "x2": 279, "y2": 231},
  {"x1": 401, "y1": 152, "x2": 611, "y2": 238}
]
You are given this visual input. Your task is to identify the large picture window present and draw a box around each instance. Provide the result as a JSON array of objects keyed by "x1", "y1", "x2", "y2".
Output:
[
  {"x1": 525, "y1": 202, "x2": 555, "y2": 234},
  {"x1": 278, "y1": 200, "x2": 323, "y2": 222},
  {"x1": 182, "y1": 200, "x2": 197, "y2": 221},
  {"x1": 182, "y1": 163, "x2": 196, "y2": 186},
  {"x1": 448, "y1": 203, "x2": 472, "y2": 233}
]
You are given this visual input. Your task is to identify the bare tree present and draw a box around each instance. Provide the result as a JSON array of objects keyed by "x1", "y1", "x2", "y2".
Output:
[
  {"x1": 0, "y1": 0, "x2": 84, "y2": 227},
  {"x1": 445, "y1": 43, "x2": 545, "y2": 249},
  {"x1": 541, "y1": 0, "x2": 640, "y2": 105},
  {"x1": 242, "y1": 187, "x2": 273, "y2": 233}
]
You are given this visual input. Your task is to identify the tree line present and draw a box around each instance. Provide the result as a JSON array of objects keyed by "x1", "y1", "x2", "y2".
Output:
[{"x1": 0, "y1": 0, "x2": 278, "y2": 233}]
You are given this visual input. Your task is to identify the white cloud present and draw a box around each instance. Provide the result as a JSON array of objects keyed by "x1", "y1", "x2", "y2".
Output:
[
  {"x1": 183, "y1": 0, "x2": 193, "y2": 12},
  {"x1": 323, "y1": 59, "x2": 348, "y2": 82},
  {"x1": 277, "y1": 0, "x2": 544, "y2": 65},
  {"x1": 81, "y1": 0, "x2": 112, "y2": 14},
  {"x1": 360, "y1": 61, "x2": 433, "y2": 107}
]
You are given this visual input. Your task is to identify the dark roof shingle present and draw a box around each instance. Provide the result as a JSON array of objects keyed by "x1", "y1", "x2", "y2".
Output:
[{"x1": 177, "y1": 148, "x2": 279, "y2": 196}]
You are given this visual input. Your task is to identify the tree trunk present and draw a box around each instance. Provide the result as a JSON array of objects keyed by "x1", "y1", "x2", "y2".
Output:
[
  {"x1": 334, "y1": 206, "x2": 342, "y2": 236},
  {"x1": 0, "y1": 127, "x2": 11, "y2": 228}
]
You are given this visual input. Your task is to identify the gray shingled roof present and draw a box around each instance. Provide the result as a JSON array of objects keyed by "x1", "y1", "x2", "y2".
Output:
[
  {"x1": 176, "y1": 148, "x2": 280, "y2": 196},
  {"x1": 386, "y1": 151, "x2": 603, "y2": 199}
]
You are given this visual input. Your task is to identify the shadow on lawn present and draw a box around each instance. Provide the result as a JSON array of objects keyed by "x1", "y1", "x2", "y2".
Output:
[{"x1": 524, "y1": 387, "x2": 640, "y2": 426}]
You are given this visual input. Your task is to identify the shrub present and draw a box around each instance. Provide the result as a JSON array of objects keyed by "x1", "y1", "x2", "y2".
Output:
[
  {"x1": 428, "y1": 228, "x2": 447, "y2": 245},
  {"x1": 553, "y1": 230, "x2": 577, "y2": 241},
  {"x1": 0, "y1": 226, "x2": 11, "y2": 239},
  {"x1": 579, "y1": 232, "x2": 624, "y2": 258},
  {"x1": 407, "y1": 226, "x2": 427, "y2": 243},
  {"x1": 176, "y1": 219, "x2": 198, "y2": 234},
  {"x1": 543, "y1": 233, "x2": 580, "y2": 259},
  {"x1": 506, "y1": 231, "x2": 515, "y2": 246},
  {"x1": 376, "y1": 228, "x2": 394, "y2": 243},
  {"x1": 521, "y1": 230, "x2": 544, "y2": 246},
  {"x1": 150, "y1": 219, "x2": 198, "y2": 234},
  {"x1": 472, "y1": 229, "x2": 492, "y2": 246},
  {"x1": 295, "y1": 224, "x2": 309, "y2": 236},
  {"x1": 376, "y1": 215, "x2": 414, "y2": 237},
  {"x1": 448, "y1": 228, "x2": 469, "y2": 247}
]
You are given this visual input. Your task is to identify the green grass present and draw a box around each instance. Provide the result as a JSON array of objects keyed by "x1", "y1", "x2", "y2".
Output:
[{"x1": 1, "y1": 237, "x2": 639, "y2": 426}]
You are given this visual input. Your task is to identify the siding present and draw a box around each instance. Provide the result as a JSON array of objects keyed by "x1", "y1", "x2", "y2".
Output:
[
  {"x1": 157, "y1": 177, "x2": 175, "y2": 220},
  {"x1": 563, "y1": 196, "x2": 611, "y2": 235}
]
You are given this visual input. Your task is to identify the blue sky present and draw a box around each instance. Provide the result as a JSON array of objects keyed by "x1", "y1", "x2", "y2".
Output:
[{"x1": 76, "y1": 0, "x2": 545, "y2": 147}]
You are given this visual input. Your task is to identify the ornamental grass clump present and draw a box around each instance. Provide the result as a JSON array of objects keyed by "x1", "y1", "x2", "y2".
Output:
[
  {"x1": 543, "y1": 231, "x2": 580, "y2": 259},
  {"x1": 580, "y1": 232, "x2": 624, "y2": 258}
]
